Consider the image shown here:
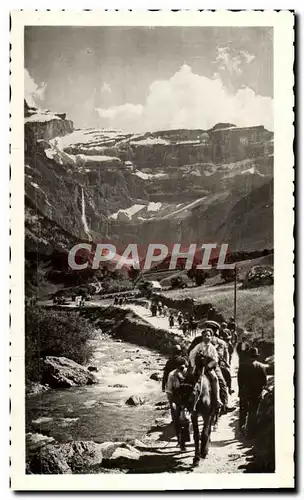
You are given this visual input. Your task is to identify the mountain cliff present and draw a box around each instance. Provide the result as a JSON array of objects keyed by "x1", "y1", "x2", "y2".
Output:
[{"x1": 24, "y1": 101, "x2": 273, "y2": 293}]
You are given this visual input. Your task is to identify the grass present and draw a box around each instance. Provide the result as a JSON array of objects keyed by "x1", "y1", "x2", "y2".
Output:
[
  {"x1": 147, "y1": 254, "x2": 274, "y2": 288},
  {"x1": 162, "y1": 284, "x2": 274, "y2": 342}
]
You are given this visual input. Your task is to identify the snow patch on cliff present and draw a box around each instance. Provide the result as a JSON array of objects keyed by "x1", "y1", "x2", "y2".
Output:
[
  {"x1": 76, "y1": 154, "x2": 121, "y2": 164},
  {"x1": 109, "y1": 204, "x2": 146, "y2": 221},
  {"x1": 129, "y1": 137, "x2": 170, "y2": 146},
  {"x1": 147, "y1": 202, "x2": 162, "y2": 212},
  {"x1": 162, "y1": 197, "x2": 207, "y2": 219},
  {"x1": 133, "y1": 171, "x2": 167, "y2": 180},
  {"x1": 25, "y1": 112, "x2": 62, "y2": 123}
]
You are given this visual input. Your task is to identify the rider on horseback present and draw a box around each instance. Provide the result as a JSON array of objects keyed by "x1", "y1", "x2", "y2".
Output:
[
  {"x1": 189, "y1": 329, "x2": 223, "y2": 409},
  {"x1": 189, "y1": 328, "x2": 235, "y2": 413}
]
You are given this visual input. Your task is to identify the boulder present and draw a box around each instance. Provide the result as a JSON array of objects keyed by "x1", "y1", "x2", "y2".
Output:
[
  {"x1": 125, "y1": 395, "x2": 145, "y2": 406},
  {"x1": 125, "y1": 438, "x2": 147, "y2": 449},
  {"x1": 28, "y1": 440, "x2": 105, "y2": 474},
  {"x1": 26, "y1": 432, "x2": 55, "y2": 455},
  {"x1": 26, "y1": 382, "x2": 49, "y2": 396},
  {"x1": 150, "y1": 372, "x2": 162, "y2": 382},
  {"x1": 155, "y1": 401, "x2": 168, "y2": 408},
  {"x1": 41, "y1": 356, "x2": 97, "y2": 388},
  {"x1": 109, "y1": 383, "x2": 128, "y2": 388},
  {"x1": 102, "y1": 444, "x2": 140, "y2": 469},
  {"x1": 98, "y1": 441, "x2": 124, "y2": 459},
  {"x1": 29, "y1": 444, "x2": 71, "y2": 474},
  {"x1": 111, "y1": 446, "x2": 140, "y2": 462},
  {"x1": 60, "y1": 441, "x2": 104, "y2": 472},
  {"x1": 87, "y1": 366, "x2": 98, "y2": 372},
  {"x1": 32, "y1": 417, "x2": 53, "y2": 426}
]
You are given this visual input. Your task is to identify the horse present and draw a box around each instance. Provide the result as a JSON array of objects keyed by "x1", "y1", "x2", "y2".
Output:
[{"x1": 177, "y1": 364, "x2": 219, "y2": 467}]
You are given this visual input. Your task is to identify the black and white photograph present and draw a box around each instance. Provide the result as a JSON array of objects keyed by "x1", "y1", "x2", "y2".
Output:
[{"x1": 10, "y1": 10, "x2": 294, "y2": 491}]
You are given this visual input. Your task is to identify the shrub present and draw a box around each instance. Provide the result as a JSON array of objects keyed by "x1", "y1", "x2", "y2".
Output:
[
  {"x1": 25, "y1": 307, "x2": 94, "y2": 383},
  {"x1": 243, "y1": 265, "x2": 274, "y2": 289}
]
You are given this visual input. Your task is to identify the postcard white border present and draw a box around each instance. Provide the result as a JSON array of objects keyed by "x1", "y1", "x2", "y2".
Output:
[{"x1": 10, "y1": 9, "x2": 294, "y2": 490}]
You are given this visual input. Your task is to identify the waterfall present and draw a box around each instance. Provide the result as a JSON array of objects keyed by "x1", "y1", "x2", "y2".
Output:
[{"x1": 81, "y1": 187, "x2": 91, "y2": 240}]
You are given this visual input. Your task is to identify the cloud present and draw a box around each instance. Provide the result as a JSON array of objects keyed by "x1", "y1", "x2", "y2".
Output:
[
  {"x1": 215, "y1": 47, "x2": 243, "y2": 75},
  {"x1": 95, "y1": 64, "x2": 273, "y2": 133},
  {"x1": 100, "y1": 82, "x2": 112, "y2": 94},
  {"x1": 24, "y1": 69, "x2": 47, "y2": 107},
  {"x1": 214, "y1": 47, "x2": 255, "y2": 75},
  {"x1": 240, "y1": 50, "x2": 255, "y2": 64},
  {"x1": 96, "y1": 103, "x2": 144, "y2": 130}
]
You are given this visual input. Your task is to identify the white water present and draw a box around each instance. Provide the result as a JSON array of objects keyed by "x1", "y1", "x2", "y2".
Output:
[{"x1": 26, "y1": 335, "x2": 165, "y2": 444}]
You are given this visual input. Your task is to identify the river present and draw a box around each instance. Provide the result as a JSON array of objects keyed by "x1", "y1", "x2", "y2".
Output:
[{"x1": 26, "y1": 332, "x2": 166, "y2": 444}]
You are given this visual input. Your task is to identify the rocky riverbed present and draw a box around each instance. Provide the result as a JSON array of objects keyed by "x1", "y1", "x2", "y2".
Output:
[{"x1": 26, "y1": 331, "x2": 171, "y2": 472}]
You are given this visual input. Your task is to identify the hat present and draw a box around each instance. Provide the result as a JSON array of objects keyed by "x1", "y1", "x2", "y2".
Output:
[
  {"x1": 202, "y1": 328, "x2": 214, "y2": 336},
  {"x1": 202, "y1": 320, "x2": 221, "y2": 331},
  {"x1": 249, "y1": 347, "x2": 259, "y2": 358}
]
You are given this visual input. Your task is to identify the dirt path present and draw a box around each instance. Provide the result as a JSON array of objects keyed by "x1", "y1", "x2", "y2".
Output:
[
  {"x1": 126, "y1": 352, "x2": 253, "y2": 474},
  {"x1": 114, "y1": 303, "x2": 254, "y2": 473},
  {"x1": 122, "y1": 303, "x2": 185, "y2": 336},
  {"x1": 48, "y1": 299, "x2": 255, "y2": 473}
]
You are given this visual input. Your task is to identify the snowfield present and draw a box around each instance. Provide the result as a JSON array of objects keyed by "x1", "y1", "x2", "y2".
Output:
[
  {"x1": 132, "y1": 171, "x2": 167, "y2": 180},
  {"x1": 147, "y1": 202, "x2": 162, "y2": 212},
  {"x1": 75, "y1": 154, "x2": 121, "y2": 164},
  {"x1": 109, "y1": 204, "x2": 146, "y2": 221},
  {"x1": 25, "y1": 112, "x2": 63, "y2": 123},
  {"x1": 108, "y1": 197, "x2": 206, "y2": 223},
  {"x1": 129, "y1": 136, "x2": 170, "y2": 146},
  {"x1": 51, "y1": 128, "x2": 129, "y2": 152}
]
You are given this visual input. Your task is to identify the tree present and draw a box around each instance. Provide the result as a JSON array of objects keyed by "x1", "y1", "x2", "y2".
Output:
[
  {"x1": 187, "y1": 265, "x2": 196, "y2": 281},
  {"x1": 128, "y1": 265, "x2": 140, "y2": 281},
  {"x1": 194, "y1": 269, "x2": 207, "y2": 286},
  {"x1": 187, "y1": 264, "x2": 207, "y2": 286},
  {"x1": 170, "y1": 276, "x2": 186, "y2": 289},
  {"x1": 221, "y1": 269, "x2": 235, "y2": 283}
]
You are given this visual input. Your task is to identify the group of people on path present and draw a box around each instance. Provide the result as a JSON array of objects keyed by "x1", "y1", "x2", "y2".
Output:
[
  {"x1": 150, "y1": 300, "x2": 199, "y2": 336},
  {"x1": 114, "y1": 295, "x2": 127, "y2": 306},
  {"x1": 150, "y1": 301, "x2": 167, "y2": 318},
  {"x1": 162, "y1": 321, "x2": 269, "y2": 444}
]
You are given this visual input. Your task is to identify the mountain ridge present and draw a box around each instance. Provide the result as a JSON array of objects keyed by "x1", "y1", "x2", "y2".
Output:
[{"x1": 24, "y1": 102, "x2": 273, "y2": 294}]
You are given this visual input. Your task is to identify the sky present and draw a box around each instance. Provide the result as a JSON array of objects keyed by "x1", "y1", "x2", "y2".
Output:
[{"x1": 25, "y1": 26, "x2": 273, "y2": 132}]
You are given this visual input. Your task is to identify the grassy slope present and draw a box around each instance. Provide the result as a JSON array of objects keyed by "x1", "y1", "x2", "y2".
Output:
[
  {"x1": 162, "y1": 283, "x2": 274, "y2": 342},
  {"x1": 144, "y1": 254, "x2": 274, "y2": 288}
]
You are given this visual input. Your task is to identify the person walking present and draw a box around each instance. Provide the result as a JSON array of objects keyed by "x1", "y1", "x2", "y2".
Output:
[
  {"x1": 165, "y1": 357, "x2": 188, "y2": 444},
  {"x1": 177, "y1": 312, "x2": 183, "y2": 328},
  {"x1": 151, "y1": 303, "x2": 157, "y2": 317},
  {"x1": 212, "y1": 331, "x2": 233, "y2": 396},
  {"x1": 169, "y1": 313, "x2": 175, "y2": 329},
  {"x1": 237, "y1": 347, "x2": 268, "y2": 437},
  {"x1": 162, "y1": 346, "x2": 183, "y2": 418}
]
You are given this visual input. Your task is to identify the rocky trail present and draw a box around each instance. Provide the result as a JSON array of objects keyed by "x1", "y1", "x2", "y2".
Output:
[
  {"x1": 85, "y1": 300, "x2": 255, "y2": 473},
  {"x1": 121, "y1": 353, "x2": 254, "y2": 474}
]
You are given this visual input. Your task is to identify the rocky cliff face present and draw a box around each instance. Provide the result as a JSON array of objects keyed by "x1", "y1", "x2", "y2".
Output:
[{"x1": 25, "y1": 102, "x2": 273, "y2": 293}]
